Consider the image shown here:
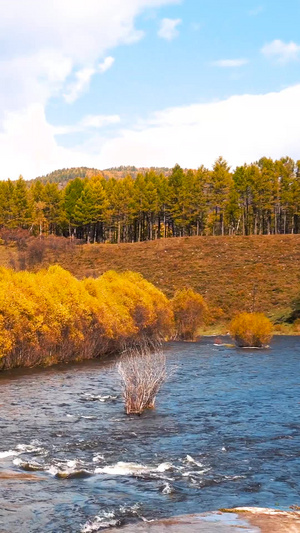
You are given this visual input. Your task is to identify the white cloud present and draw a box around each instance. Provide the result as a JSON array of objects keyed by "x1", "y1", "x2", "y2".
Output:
[
  {"x1": 81, "y1": 114, "x2": 120, "y2": 129},
  {"x1": 212, "y1": 59, "x2": 248, "y2": 68},
  {"x1": 0, "y1": 106, "x2": 120, "y2": 179},
  {"x1": 261, "y1": 39, "x2": 300, "y2": 63},
  {"x1": 98, "y1": 85, "x2": 300, "y2": 169},
  {"x1": 158, "y1": 18, "x2": 181, "y2": 40},
  {"x1": 0, "y1": 51, "x2": 73, "y2": 116},
  {"x1": 2, "y1": 1, "x2": 298, "y2": 181},
  {"x1": 0, "y1": 0, "x2": 178, "y2": 112},
  {"x1": 64, "y1": 57, "x2": 115, "y2": 103},
  {"x1": 55, "y1": 114, "x2": 121, "y2": 135},
  {"x1": 99, "y1": 56, "x2": 115, "y2": 73},
  {"x1": 64, "y1": 66, "x2": 96, "y2": 104},
  {"x1": 0, "y1": 105, "x2": 85, "y2": 179},
  {"x1": 0, "y1": 0, "x2": 179, "y2": 178},
  {"x1": 1, "y1": 85, "x2": 300, "y2": 179}
]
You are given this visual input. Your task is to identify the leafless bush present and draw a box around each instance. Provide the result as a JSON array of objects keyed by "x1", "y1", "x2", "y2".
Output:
[
  {"x1": 26, "y1": 238, "x2": 46, "y2": 267},
  {"x1": 117, "y1": 346, "x2": 170, "y2": 415},
  {"x1": 0, "y1": 228, "x2": 30, "y2": 250},
  {"x1": 22, "y1": 235, "x2": 77, "y2": 269}
]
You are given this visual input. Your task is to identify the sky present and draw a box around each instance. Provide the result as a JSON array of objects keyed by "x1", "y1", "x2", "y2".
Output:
[{"x1": 0, "y1": 0, "x2": 300, "y2": 179}]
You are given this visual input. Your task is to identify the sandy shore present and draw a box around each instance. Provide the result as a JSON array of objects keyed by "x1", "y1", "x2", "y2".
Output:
[
  {"x1": 232, "y1": 508, "x2": 300, "y2": 533},
  {"x1": 107, "y1": 508, "x2": 300, "y2": 532}
]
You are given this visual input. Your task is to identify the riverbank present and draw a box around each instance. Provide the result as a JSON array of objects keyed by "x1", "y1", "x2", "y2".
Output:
[
  {"x1": 230, "y1": 508, "x2": 300, "y2": 532},
  {"x1": 1, "y1": 234, "x2": 299, "y2": 319},
  {"x1": 106, "y1": 509, "x2": 300, "y2": 532}
]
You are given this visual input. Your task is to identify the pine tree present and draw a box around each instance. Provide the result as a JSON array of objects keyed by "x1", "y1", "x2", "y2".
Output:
[
  {"x1": 209, "y1": 157, "x2": 232, "y2": 235},
  {"x1": 11, "y1": 176, "x2": 31, "y2": 228},
  {"x1": 73, "y1": 177, "x2": 108, "y2": 242},
  {"x1": 64, "y1": 177, "x2": 85, "y2": 237},
  {"x1": 44, "y1": 183, "x2": 64, "y2": 235}
]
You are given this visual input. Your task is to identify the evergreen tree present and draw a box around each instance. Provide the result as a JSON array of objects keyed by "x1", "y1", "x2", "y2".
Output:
[
  {"x1": 11, "y1": 176, "x2": 31, "y2": 228},
  {"x1": 44, "y1": 183, "x2": 64, "y2": 234},
  {"x1": 209, "y1": 157, "x2": 232, "y2": 235},
  {"x1": 64, "y1": 177, "x2": 85, "y2": 236},
  {"x1": 73, "y1": 177, "x2": 108, "y2": 242}
]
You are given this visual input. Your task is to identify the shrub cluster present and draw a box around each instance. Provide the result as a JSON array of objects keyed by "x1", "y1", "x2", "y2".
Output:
[
  {"x1": 0, "y1": 266, "x2": 173, "y2": 370},
  {"x1": 229, "y1": 312, "x2": 273, "y2": 348},
  {"x1": 172, "y1": 288, "x2": 208, "y2": 340}
]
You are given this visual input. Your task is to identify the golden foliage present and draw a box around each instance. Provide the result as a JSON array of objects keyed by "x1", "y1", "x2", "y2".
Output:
[
  {"x1": 172, "y1": 288, "x2": 208, "y2": 340},
  {"x1": 229, "y1": 312, "x2": 273, "y2": 348},
  {"x1": 0, "y1": 266, "x2": 173, "y2": 370}
]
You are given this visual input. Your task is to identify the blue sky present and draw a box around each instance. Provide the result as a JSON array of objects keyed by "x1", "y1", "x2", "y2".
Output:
[{"x1": 0, "y1": 0, "x2": 299, "y2": 178}]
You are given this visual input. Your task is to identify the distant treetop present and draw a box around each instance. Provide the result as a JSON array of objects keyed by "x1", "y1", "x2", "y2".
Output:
[
  {"x1": 33, "y1": 166, "x2": 174, "y2": 186},
  {"x1": 104, "y1": 165, "x2": 138, "y2": 172},
  {"x1": 104, "y1": 165, "x2": 171, "y2": 172},
  {"x1": 34, "y1": 167, "x2": 103, "y2": 185}
]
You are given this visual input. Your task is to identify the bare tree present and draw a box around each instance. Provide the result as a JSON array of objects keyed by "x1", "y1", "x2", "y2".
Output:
[{"x1": 117, "y1": 346, "x2": 169, "y2": 415}]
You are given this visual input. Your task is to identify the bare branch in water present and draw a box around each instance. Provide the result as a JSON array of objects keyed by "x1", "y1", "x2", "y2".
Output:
[{"x1": 117, "y1": 346, "x2": 172, "y2": 415}]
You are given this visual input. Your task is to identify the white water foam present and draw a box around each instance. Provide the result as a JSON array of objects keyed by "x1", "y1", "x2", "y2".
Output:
[
  {"x1": 47, "y1": 459, "x2": 92, "y2": 478},
  {"x1": 185, "y1": 454, "x2": 204, "y2": 467},
  {"x1": 81, "y1": 512, "x2": 119, "y2": 532},
  {"x1": 12, "y1": 457, "x2": 23, "y2": 466},
  {"x1": 0, "y1": 450, "x2": 19, "y2": 459},
  {"x1": 162, "y1": 482, "x2": 174, "y2": 494},
  {"x1": 0, "y1": 442, "x2": 45, "y2": 461},
  {"x1": 182, "y1": 469, "x2": 210, "y2": 476},
  {"x1": 93, "y1": 454, "x2": 105, "y2": 463},
  {"x1": 94, "y1": 461, "x2": 173, "y2": 476},
  {"x1": 13, "y1": 457, "x2": 44, "y2": 471},
  {"x1": 81, "y1": 394, "x2": 117, "y2": 403},
  {"x1": 81, "y1": 505, "x2": 141, "y2": 532},
  {"x1": 15, "y1": 442, "x2": 45, "y2": 454}
]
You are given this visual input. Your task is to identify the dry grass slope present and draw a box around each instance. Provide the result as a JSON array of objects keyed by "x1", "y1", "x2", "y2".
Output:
[{"x1": 1, "y1": 235, "x2": 299, "y2": 321}]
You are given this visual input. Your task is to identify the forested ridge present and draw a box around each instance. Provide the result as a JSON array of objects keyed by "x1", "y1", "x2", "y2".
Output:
[{"x1": 2, "y1": 156, "x2": 300, "y2": 243}]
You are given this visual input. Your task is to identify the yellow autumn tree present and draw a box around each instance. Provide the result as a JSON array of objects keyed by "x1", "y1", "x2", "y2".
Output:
[
  {"x1": 171, "y1": 288, "x2": 208, "y2": 340},
  {"x1": 230, "y1": 312, "x2": 273, "y2": 348}
]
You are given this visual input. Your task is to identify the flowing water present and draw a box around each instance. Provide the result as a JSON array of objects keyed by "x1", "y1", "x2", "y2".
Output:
[{"x1": 0, "y1": 336, "x2": 299, "y2": 532}]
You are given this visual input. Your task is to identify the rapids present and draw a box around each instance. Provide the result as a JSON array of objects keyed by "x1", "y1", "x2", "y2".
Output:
[{"x1": 0, "y1": 336, "x2": 299, "y2": 532}]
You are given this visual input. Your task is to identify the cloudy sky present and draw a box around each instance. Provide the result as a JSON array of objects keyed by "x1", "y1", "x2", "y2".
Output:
[{"x1": 0, "y1": 0, "x2": 300, "y2": 179}]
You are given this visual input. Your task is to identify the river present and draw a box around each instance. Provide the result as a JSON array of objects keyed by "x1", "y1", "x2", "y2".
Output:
[{"x1": 0, "y1": 336, "x2": 299, "y2": 532}]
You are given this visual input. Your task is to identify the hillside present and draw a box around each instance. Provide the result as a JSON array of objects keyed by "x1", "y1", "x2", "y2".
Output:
[
  {"x1": 33, "y1": 167, "x2": 103, "y2": 185},
  {"x1": 3, "y1": 235, "x2": 300, "y2": 322},
  {"x1": 33, "y1": 165, "x2": 173, "y2": 185},
  {"x1": 102, "y1": 165, "x2": 173, "y2": 180}
]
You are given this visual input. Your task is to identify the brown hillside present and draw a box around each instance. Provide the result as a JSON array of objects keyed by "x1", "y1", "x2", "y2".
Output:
[{"x1": 3, "y1": 235, "x2": 299, "y2": 319}]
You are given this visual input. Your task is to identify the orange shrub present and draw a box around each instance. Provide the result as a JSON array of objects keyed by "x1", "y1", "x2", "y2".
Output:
[
  {"x1": 171, "y1": 288, "x2": 208, "y2": 340},
  {"x1": 230, "y1": 312, "x2": 273, "y2": 348}
]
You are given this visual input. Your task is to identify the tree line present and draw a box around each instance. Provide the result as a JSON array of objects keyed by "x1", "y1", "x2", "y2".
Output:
[{"x1": 1, "y1": 155, "x2": 300, "y2": 243}]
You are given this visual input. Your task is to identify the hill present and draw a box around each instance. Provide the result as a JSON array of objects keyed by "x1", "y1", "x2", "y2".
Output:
[
  {"x1": 33, "y1": 165, "x2": 173, "y2": 185},
  {"x1": 33, "y1": 167, "x2": 103, "y2": 186},
  {"x1": 102, "y1": 166, "x2": 173, "y2": 180},
  {"x1": 2, "y1": 235, "x2": 299, "y2": 324}
]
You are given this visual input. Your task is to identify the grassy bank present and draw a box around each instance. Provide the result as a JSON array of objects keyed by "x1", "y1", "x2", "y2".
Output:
[{"x1": 2, "y1": 234, "x2": 299, "y2": 321}]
